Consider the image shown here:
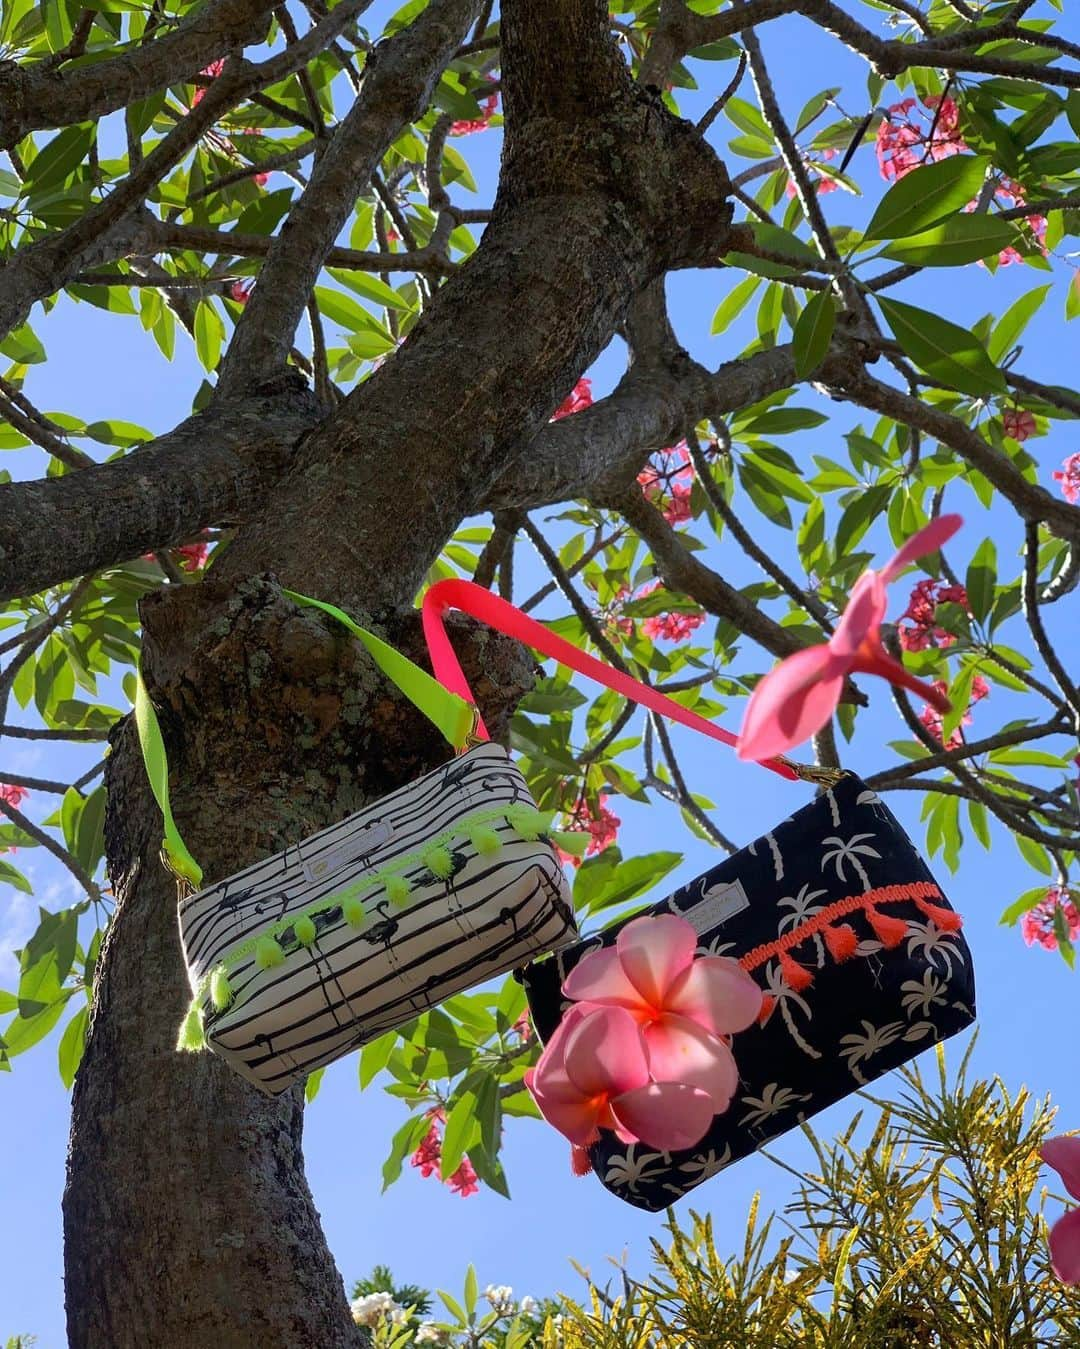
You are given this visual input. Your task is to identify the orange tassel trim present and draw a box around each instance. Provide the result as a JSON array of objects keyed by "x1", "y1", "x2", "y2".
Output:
[
  {"x1": 570, "y1": 1145, "x2": 593, "y2": 1177},
  {"x1": 823, "y1": 922, "x2": 859, "y2": 962},
  {"x1": 779, "y1": 951, "x2": 814, "y2": 991},
  {"x1": 914, "y1": 896, "x2": 963, "y2": 932},
  {"x1": 757, "y1": 994, "x2": 777, "y2": 1026},
  {"x1": 866, "y1": 905, "x2": 908, "y2": 949}
]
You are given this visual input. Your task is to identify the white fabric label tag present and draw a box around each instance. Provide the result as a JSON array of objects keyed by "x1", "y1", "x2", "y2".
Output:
[
  {"x1": 303, "y1": 819, "x2": 393, "y2": 884},
  {"x1": 679, "y1": 878, "x2": 751, "y2": 934}
]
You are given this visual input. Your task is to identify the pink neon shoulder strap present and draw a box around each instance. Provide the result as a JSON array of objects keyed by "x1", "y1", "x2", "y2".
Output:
[{"x1": 421, "y1": 578, "x2": 798, "y2": 782}]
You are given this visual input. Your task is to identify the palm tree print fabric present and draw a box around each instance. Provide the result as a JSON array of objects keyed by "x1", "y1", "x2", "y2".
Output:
[{"x1": 521, "y1": 773, "x2": 976, "y2": 1212}]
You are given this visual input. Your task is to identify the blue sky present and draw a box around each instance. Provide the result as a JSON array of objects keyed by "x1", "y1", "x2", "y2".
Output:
[{"x1": 2, "y1": 4, "x2": 1079, "y2": 1342}]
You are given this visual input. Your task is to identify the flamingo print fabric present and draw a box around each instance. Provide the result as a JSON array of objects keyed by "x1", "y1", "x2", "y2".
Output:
[{"x1": 522, "y1": 772, "x2": 975, "y2": 1211}]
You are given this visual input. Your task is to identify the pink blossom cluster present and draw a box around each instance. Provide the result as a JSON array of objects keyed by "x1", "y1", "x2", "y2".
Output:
[
  {"x1": 409, "y1": 1109, "x2": 480, "y2": 1197},
  {"x1": 555, "y1": 794, "x2": 621, "y2": 869},
  {"x1": 875, "y1": 95, "x2": 967, "y2": 181},
  {"x1": 898, "y1": 578, "x2": 968, "y2": 653},
  {"x1": 876, "y1": 97, "x2": 1045, "y2": 266},
  {"x1": 1053, "y1": 453, "x2": 1080, "y2": 504},
  {"x1": 1022, "y1": 888, "x2": 1080, "y2": 952},
  {"x1": 1002, "y1": 408, "x2": 1037, "y2": 442},
  {"x1": 0, "y1": 783, "x2": 29, "y2": 808},
  {"x1": 450, "y1": 83, "x2": 499, "y2": 136},
  {"x1": 635, "y1": 579, "x2": 705, "y2": 644},
  {"x1": 550, "y1": 377, "x2": 593, "y2": 421},
  {"x1": 637, "y1": 440, "x2": 693, "y2": 525},
  {"x1": 229, "y1": 282, "x2": 253, "y2": 305},
  {"x1": 918, "y1": 674, "x2": 989, "y2": 751}
]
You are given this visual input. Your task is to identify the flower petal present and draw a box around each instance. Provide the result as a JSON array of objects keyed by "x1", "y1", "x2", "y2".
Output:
[
  {"x1": 1049, "y1": 1206, "x2": 1080, "y2": 1285},
  {"x1": 562, "y1": 946, "x2": 644, "y2": 1010},
  {"x1": 879, "y1": 514, "x2": 963, "y2": 584},
  {"x1": 666, "y1": 957, "x2": 763, "y2": 1036},
  {"x1": 829, "y1": 572, "x2": 886, "y2": 660},
  {"x1": 528, "y1": 1083, "x2": 603, "y2": 1147},
  {"x1": 851, "y1": 646, "x2": 952, "y2": 711},
  {"x1": 643, "y1": 1014, "x2": 740, "y2": 1112},
  {"x1": 610, "y1": 1082, "x2": 717, "y2": 1152},
  {"x1": 614, "y1": 914, "x2": 699, "y2": 1008},
  {"x1": 562, "y1": 1005, "x2": 651, "y2": 1098},
  {"x1": 1042, "y1": 1137, "x2": 1080, "y2": 1203},
  {"x1": 736, "y1": 645, "x2": 846, "y2": 762}
]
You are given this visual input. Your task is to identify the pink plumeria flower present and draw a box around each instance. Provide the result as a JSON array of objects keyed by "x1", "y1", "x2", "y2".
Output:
[
  {"x1": 524, "y1": 1002, "x2": 716, "y2": 1153},
  {"x1": 736, "y1": 516, "x2": 963, "y2": 763},
  {"x1": 1041, "y1": 1137, "x2": 1080, "y2": 1283},
  {"x1": 562, "y1": 914, "x2": 762, "y2": 1114}
]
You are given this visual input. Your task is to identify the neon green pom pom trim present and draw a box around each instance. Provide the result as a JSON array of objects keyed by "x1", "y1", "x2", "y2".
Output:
[{"x1": 294, "y1": 915, "x2": 317, "y2": 946}]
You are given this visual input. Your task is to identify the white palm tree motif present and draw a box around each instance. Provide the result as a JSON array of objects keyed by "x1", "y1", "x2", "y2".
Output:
[
  {"x1": 905, "y1": 920, "x2": 961, "y2": 978},
  {"x1": 838, "y1": 1019, "x2": 904, "y2": 1083},
  {"x1": 821, "y1": 832, "x2": 881, "y2": 889},
  {"x1": 739, "y1": 1083, "x2": 813, "y2": 1130},
  {"x1": 695, "y1": 935, "x2": 738, "y2": 958},
  {"x1": 603, "y1": 1146, "x2": 671, "y2": 1195},
  {"x1": 903, "y1": 1021, "x2": 936, "y2": 1043},
  {"x1": 664, "y1": 1146, "x2": 734, "y2": 1195},
  {"x1": 901, "y1": 969, "x2": 947, "y2": 1018},
  {"x1": 823, "y1": 787, "x2": 842, "y2": 828},
  {"x1": 778, "y1": 884, "x2": 829, "y2": 965},
  {"x1": 761, "y1": 961, "x2": 822, "y2": 1060}
]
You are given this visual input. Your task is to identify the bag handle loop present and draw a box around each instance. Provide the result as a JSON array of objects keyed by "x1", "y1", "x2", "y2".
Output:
[
  {"x1": 134, "y1": 590, "x2": 477, "y2": 888},
  {"x1": 421, "y1": 579, "x2": 802, "y2": 783}
]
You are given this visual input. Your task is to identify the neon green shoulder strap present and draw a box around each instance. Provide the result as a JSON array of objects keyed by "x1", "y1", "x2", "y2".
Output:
[{"x1": 134, "y1": 590, "x2": 476, "y2": 889}]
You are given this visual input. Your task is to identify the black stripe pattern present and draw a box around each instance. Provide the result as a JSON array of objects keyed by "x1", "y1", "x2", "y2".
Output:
[{"x1": 178, "y1": 744, "x2": 577, "y2": 1094}]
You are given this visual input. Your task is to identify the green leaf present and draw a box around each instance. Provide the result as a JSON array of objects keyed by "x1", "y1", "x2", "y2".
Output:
[
  {"x1": 967, "y1": 799, "x2": 991, "y2": 850},
  {"x1": 792, "y1": 290, "x2": 836, "y2": 379},
  {"x1": 463, "y1": 1265, "x2": 478, "y2": 1320},
  {"x1": 23, "y1": 124, "x2": 95, "y2": 194},
  {"x1": 0, "y1": 858, "x2": 32, "y2": 894},
  {"x1": 1015, "y1": 832, "x2": 1052, "y2": 876},
  {"x1": 965, "y1": 538, "x2": 996, "y2": 624},
  {"x1": 58, "y1": 1004, "x2": 88, "y2": 1089},
  {"x1": 585, "y1": 851, "x2": 682, "y2": 914},
  {"x1": 304, "y1": 1066, "x2": 325, "y2": 1102},
  {"x1": 877, "y1": 297, "x2": 1006, "y2": 397},
  {"x1": 193, "y1": 301, "x2": 224, "y2": 372},
  {"x1": 3, "y1": 994, "x2": 69, "y2": 1056},
  {"x1": 381, "y1": 1113, "x2": 431, "y2": 1191},
  {"x1": 711, "y1": 276, "x2": 760, "y2": 334},
  {"x1": 863, "y1": 155, "x2": 989, "y2": 240},
  {"x1": 878, "y1": 213, "x2": 1018, "y2": 266},
  {"x1": 988, "y1": 283, "x2": 1052, "y2": 362},
  {"x1": 329, "y1": 267, "x2": 414, "y2": 312},
  {"x1": 440, "y1": 1089, "x2": 478, "y2": 1180},
  {"x1": 835, "y1": 483, "x2": 890, "y2": 557}
]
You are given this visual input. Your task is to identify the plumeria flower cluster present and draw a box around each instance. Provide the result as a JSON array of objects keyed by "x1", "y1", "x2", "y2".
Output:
[
  {"x1": 1053, "y1": 453, "x2": 1080, "y2": 504},
  {"x1": 638, "y1": 439, "x2": 694, "y2": 525},
  {"x1": 350, "y1": 1291, "x2": 407, "y2": 1328},
  {"x1": 876, "y1": 95, "x2": 966, "y2": 180},
  {"x1": 898, "y1": 577, "x2": 968, "y2": 652},
  {"x1": 1002, "y1": 408, "x2": 1037, "y2": 443},
  {"x1": 554, "y1": 793, "x2": 621, "y2": 869},
  {"x1": 190, "y1": 62, "x2": 270, "y2": 186},
  {"x1": 1022, "y1": 888, "x2": 1080, "y2": 952},
  {"x1": 1041, "y1": 1137, "x2": 1080, "y2": 1284},
  {"x1": 0, "y1": 782, "x2": 29, "y2": 808},
  {"x1": 737, "y1": 516, "x2": 962, "y2": 762},
  {"x1": 637, "y1": 580, "x2": 706, "y2": 643},
  {"x1": 876, "y1": 96, "x2": 1046, "y2": 265},
  {"x1": 525, "y1": 914, "x2": 762, "y2": 1170},
  {"x1": 450, "y1": 77, "x2": 499, "y2": 136},
  {"x1": 919, "y1": 674, "x2": 989, "y2": 752},
  {"x1": 409, "y1": 1108, "x2": 480, "y2": 1197}
]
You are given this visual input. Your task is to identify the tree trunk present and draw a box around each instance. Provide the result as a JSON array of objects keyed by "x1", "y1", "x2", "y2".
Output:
[{"x1": 63, "y1": 578, "x2": 533, "y2": 1346}]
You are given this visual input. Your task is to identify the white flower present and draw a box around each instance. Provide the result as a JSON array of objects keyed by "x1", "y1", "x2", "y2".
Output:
[
  {"x1": 415, "y1": 1325, "x2": 451, "y2": 1345},
  {"x1": 350, "y1": 1292, "x2": 400, "y2": 1327},
  {"x1": 519, "y1": 1295, "x2": 539, "y2": 1316},
  {"x1": 484, "y1": 1284, "x2": 517, "y2": 1316}
]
